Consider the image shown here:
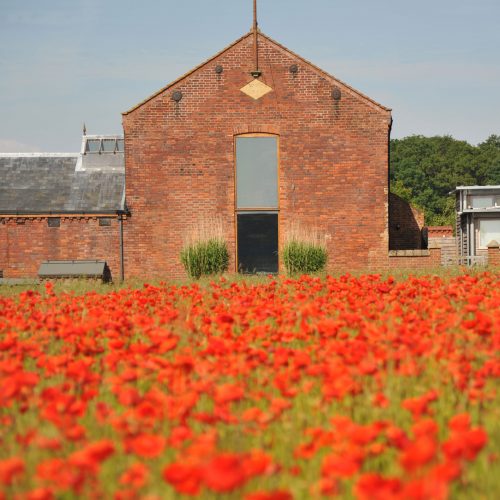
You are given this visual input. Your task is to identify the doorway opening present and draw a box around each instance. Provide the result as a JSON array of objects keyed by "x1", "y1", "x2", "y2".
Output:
[{"x1": 237, "y1": 212, "x2": 278, "y2": 274}]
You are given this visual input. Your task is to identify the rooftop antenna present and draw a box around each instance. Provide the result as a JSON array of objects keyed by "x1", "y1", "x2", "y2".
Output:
[
  {"x1": 83, "y1": 123, "x2": 87, "y2": 136},
  {"x1": 250, "y1": 0, "x2": 261, "y2": 78}
]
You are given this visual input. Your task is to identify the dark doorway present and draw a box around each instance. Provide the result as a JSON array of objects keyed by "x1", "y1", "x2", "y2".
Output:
[{"x1": 237, "y1": 213, "x2": 278, "y2": 274}]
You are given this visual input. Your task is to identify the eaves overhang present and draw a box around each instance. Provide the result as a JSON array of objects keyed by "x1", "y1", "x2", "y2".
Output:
[{"x1": 0, "y1": 210, "x2": 129, "y2": 217}]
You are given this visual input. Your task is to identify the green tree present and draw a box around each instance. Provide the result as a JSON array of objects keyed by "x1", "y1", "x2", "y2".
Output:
[
  {"x1": 476, "y1": 135, "x2": 500, "y2": 185},
  {"x1": 390, "y1": 134, "x2": 500, "y2": 226}
]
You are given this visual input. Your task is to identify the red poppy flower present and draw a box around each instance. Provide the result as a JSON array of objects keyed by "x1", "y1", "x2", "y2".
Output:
[
  {"x1": 25, "y1": 488, "x2": 54, "y2": 500},
  {"x1": 163, "y1": 462, "x2": 202, "y2": 495},
  {"x1": 0, "y1": 457, "x2": 24, "y2": 485},
  {"x1": 69, "y1": 440, "x2": 115, "y2": 471},
  {"x1": 203, "y1": 453, "x2": 247, "y2": 493},
  {"x1": 214, "y1": 383, "x2": 245, "y2": 405},
  {"x1": 119, "y1": 463, "x2": 149, "y2": 488},
  {"x1": 400, "y1": 436, "x2": 437, "y2": 472},
  {"x1": 321, "y1": 448, "x2": 364, "y2": 478},
  {"x1": 127, "y1": 434, "x2": 166, "y2": 459},
  {"x1": 245, "y1": 490, "x2": 293, "y2": 500},
  {"x1": 242, "y1": 449, "x2": 274, "y2": 478},
  {"x1": 355, "y1": 473, "x2": 402, "y2": 500}
]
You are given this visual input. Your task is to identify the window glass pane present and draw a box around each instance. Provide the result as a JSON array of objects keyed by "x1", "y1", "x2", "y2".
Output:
[
  {"x1": 86, "y1": 139, "x2": 101, "y2": 153},
  {"x1": 480, "y1": 219, "x2": 500, "y2": 247},
  {"x1": 116, "y1": 139, "x2": 124, "y2": 152},
  {"x1": 236, "y1": 137, "x2": 277, "y2": 208},
  {"x1": 470, "y1": 196, "x2": 494, "y2": 209},
  {"x1": 99, "y1": 218, "x2": 112, "y2": 227},
  {"x1": 47, "y1": 218, "x2": 60, "y2": 228},
  {"x1": 102, "y1": 139, "x2": 115, "y2": 152},
  {"x1": 237, "y1": 213, "x2": 278, "y2": 273}
]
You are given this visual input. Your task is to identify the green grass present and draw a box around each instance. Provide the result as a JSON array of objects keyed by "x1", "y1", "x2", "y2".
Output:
[{"x1": 0, "y1": 265, "x2": 493, "y2": 298}]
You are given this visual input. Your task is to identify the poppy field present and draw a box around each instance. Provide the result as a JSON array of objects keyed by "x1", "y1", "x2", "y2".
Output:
[{"x1": 0, "y1": 272, "x2": 499, "y2": 499}]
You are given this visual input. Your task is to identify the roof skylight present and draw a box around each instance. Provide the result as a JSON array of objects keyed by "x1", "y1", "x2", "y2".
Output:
[{"x1": 84, "y1": 137, "x2": 124, "y2": 154}]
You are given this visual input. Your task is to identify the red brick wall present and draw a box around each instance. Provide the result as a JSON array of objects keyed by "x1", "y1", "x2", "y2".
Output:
[
  {"x1": 388, "y1": 249, "x2": 442, "y2": 270},
  {"x1": 428, "y1": 226, "x2": 453, "y2": 238},
  {"x1": 0, "y1": 217, "x2": 121, "y2": 279},
  {"x1": 123, "y1": 33, "x2": 392, "y2": 278},
  {"x1": 488, "y1": 245, "x2": 500, "y2": 267},
  {"x1": 389, "y1": 193, "x2": 424, "y2": 250}
]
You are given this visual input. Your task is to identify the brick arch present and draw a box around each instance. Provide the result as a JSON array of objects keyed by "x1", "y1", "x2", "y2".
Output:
[{"x1": 233, "y1": 125, "x2": 280, "y2": 136}]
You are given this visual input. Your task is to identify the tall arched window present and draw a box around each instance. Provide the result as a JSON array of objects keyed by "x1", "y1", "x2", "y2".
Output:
[{"x1": 235, "y1": 134, "x2": 279, "y2": 274}]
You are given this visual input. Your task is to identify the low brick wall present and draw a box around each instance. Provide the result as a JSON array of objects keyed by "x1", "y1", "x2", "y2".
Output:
[
  {"x1": 487, "y1": 243, "x2": 500, "y2": 266},
  {"x1": 428, "y1": 226, "x2": 453, "y2": 238},
  {"x1": 0, "y1": 217, "x2": 121, "y2": 280},
  {"x1": 428, "y1": 238, "x2": 457, "y2": 266},
  {"x1": 388, "y1": 248, "x2": 442, "y2": 269}
]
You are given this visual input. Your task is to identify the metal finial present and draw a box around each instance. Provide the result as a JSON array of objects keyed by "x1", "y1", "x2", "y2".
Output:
[
  {"x1": 253, "y1": 0, "x2": 258, "y2": 32},
  {"x1": 83, "y1": 123, "x2": 87, "y2": 136},
  {"x1": 251, "y1": 0, "x2": 261, "y2": 78}
]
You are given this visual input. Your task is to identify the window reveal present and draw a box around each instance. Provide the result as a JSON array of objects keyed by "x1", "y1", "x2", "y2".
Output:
[{"x1": 235, "y1": 135, "x2": 279, "y2": 273}]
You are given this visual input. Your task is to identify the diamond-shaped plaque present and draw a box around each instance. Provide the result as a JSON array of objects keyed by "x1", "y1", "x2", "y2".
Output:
[{"x1": 240, "y1": 79, "x2": 273, "y2": 100}]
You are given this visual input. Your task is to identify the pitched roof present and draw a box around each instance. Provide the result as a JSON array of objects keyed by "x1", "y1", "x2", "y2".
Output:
[
  {"x1": 123, "y1": 30, "x2": 390, "y2": 115},
  {"x1": 0, "y1": 149, "x2": 125, "y2": 214}
]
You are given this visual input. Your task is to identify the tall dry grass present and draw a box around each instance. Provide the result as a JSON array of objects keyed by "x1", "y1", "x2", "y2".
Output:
[
  {"x1": 182, "y1": 217, "x2": 226, "y2": 247},
  {"x1": 285, "y1": 222, "x2": 327, "y2": 248}
]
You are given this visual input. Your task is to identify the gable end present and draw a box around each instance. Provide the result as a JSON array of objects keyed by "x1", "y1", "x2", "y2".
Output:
[{"x1": 123, "y1": 30, "x2": 391, "y2": 117}]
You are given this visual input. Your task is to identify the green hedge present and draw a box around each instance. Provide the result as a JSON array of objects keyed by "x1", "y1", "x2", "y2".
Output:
[
  {"x1": 282, "y1": 240, "x2": 327, "y2": 275},
  {"x1": 180, "y1": 239, "x2": 229, "y2": 279}
]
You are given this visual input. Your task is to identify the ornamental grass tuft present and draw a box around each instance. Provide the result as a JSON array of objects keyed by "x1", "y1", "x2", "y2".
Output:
[
  {"x1": 180, "y1": 217, "x2": 229, "y2": 279},
  {"x1": 282, "y1": 223, "x2": 327, "y2": 275}
]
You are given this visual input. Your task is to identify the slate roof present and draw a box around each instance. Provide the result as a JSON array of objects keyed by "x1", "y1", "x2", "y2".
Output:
[{"x1": 0, "y1": 139, "x2": 125, "y2": 214}]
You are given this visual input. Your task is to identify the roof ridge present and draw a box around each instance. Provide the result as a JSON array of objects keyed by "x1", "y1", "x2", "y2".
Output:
[{"x1": 0, "y1": 153, "x2": 79, "y2": 157}]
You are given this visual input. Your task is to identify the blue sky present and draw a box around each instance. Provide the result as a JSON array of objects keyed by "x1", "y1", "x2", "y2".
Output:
[{"x1": 0, "y1": 0, "x2": 499, "y2": 152}]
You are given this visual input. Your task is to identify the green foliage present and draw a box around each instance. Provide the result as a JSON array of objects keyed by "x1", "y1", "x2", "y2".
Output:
[
  {"x1": 180, "y1": 239, "x2": 229, "y2": 279},
  {"x1": 282, "y1": 240, "x2": 327, "y2": 275},
  {"x1": 390, "y1": 134, "x2": 500, "y2": 226}
]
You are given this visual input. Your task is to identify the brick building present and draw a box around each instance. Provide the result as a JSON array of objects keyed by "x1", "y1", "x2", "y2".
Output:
[
  {"x1": 1, "y1": 28, "x2": 429, "y2": 280},
  {"x1": 0, "y1": 137, "x2": 125, "y2": 280}
]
